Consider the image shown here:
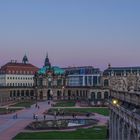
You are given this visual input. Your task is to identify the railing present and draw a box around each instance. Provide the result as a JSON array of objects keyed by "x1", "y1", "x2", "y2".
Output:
[
  {"x1": 110, "y1": 90, "x2": 140, "y2": 106},
  {"x1": 109, "y1": 102, "x2": 140, "y2": 129}
]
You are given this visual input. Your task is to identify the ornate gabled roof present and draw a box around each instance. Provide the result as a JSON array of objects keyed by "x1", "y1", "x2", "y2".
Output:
[{"x1": 37, "y1": 66, "x2": 65, "y2": 75}]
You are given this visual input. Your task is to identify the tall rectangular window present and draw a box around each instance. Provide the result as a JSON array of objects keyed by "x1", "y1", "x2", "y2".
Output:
[{"x1": 93, "y1": 76, "x2": 97, "y2": 86}]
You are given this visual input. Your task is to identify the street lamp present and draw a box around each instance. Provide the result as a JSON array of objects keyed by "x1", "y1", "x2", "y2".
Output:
[
  {"x1": 112, "y1": 99, "x2": 119, "y2": 106},
  {"x1": 113, "y1": 99, "x2": 117, "y2": 105}
]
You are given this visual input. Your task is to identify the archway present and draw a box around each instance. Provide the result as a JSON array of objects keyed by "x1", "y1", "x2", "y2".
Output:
[
  {"x1": 39, "y1": 91, "x2": 43, "y2": 100},
  {"x1": 91, "y1": 92, "x2": 96, "y2": 101},
  {"x1": 97, "y1": 92, "x2": 102, "y2": 99},
  {"x1": 104, "y1": 91, "x2": 109, "y2": 99},
  {"x1": 47, "y1": 89, "x2": 53, "y2": 100},
  {"x1": 68, "y1": 90, "x2": 71, "y2": 100},
  {"x1": 57, "y1": 90, "x2": 61, "y2": 100}
]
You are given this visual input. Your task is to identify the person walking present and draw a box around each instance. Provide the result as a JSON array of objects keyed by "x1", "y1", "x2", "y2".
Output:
[
  {"x1": 35, "y1": 114, "x2": 38, "y2": 121},
  {"x1": 72, "y1": 113, "x2": 75, "y2": 119},
  {"x1": 33, "y1": 113, "x2": 35, "y2": 119},
  {"x1": 38, "y1": 105, "x2": 40, "y2": 109},
  {"x1": 43, "y1": 114, "x2": 46, "y2": 121},
  {"x1": 54, "y1": 111, "x2": 56, "y2": 120}
]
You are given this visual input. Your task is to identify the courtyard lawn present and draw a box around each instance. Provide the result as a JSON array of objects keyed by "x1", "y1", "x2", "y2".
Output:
[
  {"x1": 13, "y1": 126, "x2": 107, "y2": 140},
  {"x1": 11, "y1": 101, "x2": 36, "y2": 108},
  {"x1": 0, "y1": 108, "x2": 21, "y2": 115},
  {"x1": 48, "y1": 107, "x2": 109, "y2": 116},
  {"x1": 53, "y1": 101, "x2": 76, "y2": 107}
]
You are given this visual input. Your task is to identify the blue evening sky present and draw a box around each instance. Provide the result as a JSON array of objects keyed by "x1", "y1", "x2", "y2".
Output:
[{"x1": 0, "y1": 0, "x2": 140, "y2": 70}]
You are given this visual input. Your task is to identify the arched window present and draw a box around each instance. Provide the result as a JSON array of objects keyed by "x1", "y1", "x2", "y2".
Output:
[
  {"x1": 91, "y1": 92, "x2": 96, "y2": 100},
  {"x1": 26, "y1": 90, "x2": 29, "y2": 96},
  {"x1": 104, "y1": 92, "x2": 109, "y2": 99},
  {"x1": 17, "y1": 90, "x2": 20, "y2": 96},
  {"x1": 97, "y1": 92, "x2": 102, "y2": 99},
  {"x1": 76, "y1": 90, "x2": 79, "y2": 96},
  {"x1": 104, "y1": 79, "x2": 109, "y2": 86},
  {"x1": 30, "y1": 90, "x2": 34, "y2": 96},
  {"x1": 13, "y1": 90, "x2": 16, "y2": 96},
  {"x1": 21, "y1": 90, "x2": 24, "y2": 96}
]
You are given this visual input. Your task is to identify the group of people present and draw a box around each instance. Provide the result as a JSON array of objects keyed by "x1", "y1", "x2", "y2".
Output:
[
  {"x1": 33, "y1": 113, "x2": 38, "y2": 120},
  {"x1": 35, "y1": 104, "x2": 40, "y2": 109},
  {"x1": 33, "y1": 113, "x2": 47, "y2": 121},
  {"x1": 53, "y1": 109, "x2": 65, "y2": 120}
]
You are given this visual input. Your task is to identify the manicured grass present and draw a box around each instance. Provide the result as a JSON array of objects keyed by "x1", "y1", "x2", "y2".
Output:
[
  {"x1": 11, "y1": 101, "x2": 36, "y2": 108},
  {"x1": 0, "y1": 108, "x2": 21, "y2": 114},
  {"x1": 48, "y1": 107, "x2": 109, "y2": 116},
  {"x1": 13, "y1": 126, "x2": 108, "y2": 139},
  {"x1": 54, "y1": 101, "x2": 76, "y2": 107}
]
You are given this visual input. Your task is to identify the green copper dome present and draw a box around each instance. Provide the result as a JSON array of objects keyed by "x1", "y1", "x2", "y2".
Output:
[
  {"x1": 37, "y1": 66, "x2": 65, "y2": 75},
  {"x1": 38, "y1": 66, "x2": 50, "y2": 74}
]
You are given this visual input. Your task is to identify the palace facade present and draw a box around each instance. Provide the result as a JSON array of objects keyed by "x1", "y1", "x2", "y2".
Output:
[
  {"x1": 0, "y1": 55, "x2": 38, "y2": 87},
  {"x1": 0, "y1": 54, "x2": 110, "y2": 105},
  {"x1": 33, "y1": 55, "x2": 109, "y2": 105}
]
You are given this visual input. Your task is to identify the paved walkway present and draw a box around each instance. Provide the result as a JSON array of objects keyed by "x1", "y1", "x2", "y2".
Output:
[
  {"x1": 0, "y1": 101, "x2": 109, "y2": 140},
  {"x1": 0, "y1": 101, "x2": 52, "y2": 140}
]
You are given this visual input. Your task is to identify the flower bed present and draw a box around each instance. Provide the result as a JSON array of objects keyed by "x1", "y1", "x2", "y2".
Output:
[{"x1": 26, "y1": 119, "x2": 98, "y2": 130}]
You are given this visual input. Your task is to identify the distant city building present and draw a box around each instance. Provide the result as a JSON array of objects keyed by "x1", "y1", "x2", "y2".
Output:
[
  {"x1": 104, "y1": 64, "x2": 140, "y2": 76},
  {"x1": 0, "y1": 55, "x2": 39, "y2": 87},
  {"x1": 64, "y1": 66, "x2": 101, "y2": 87}
]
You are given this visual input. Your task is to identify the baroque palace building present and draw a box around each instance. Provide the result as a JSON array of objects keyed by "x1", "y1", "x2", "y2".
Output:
[
  {"x1": 0, "y1": 55, "x2": 39, "y2": 105},
  {"x1": 0, "y1": 54, "x2": 110, "y2": 105},
  {"x1": 104, "y1": 66, "x2": 140, "y2": 140},
  {"x1": 34, "y1": 54, "x2": 109, "y2": 104},
  {"x1": 0, "y1": 55, "x2": 38, "y2": 87}
]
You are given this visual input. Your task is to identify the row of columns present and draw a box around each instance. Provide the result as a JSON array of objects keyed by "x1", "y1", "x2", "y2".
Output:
[
  {"x1": 90, "y1": 91, "x2": 109, "y2": 100},
  {"x1": 110, "y1": 110, "x2": 140, "y2": 140},
  {"x1": 10, "y1": 90, "x2": 34, "y2": 97},
  {"x1": 111, "y1": 90, "x2": 140, "y2": 106}
]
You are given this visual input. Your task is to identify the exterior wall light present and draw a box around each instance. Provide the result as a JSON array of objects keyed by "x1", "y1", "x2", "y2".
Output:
[{"x1": 112, "y1": 99, "x2": 118, "y2": 105}]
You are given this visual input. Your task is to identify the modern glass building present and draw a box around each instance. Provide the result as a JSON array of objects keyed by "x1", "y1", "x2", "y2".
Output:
[{"x1": 63, "y1": 66, "x2": 101, "y2": 87}]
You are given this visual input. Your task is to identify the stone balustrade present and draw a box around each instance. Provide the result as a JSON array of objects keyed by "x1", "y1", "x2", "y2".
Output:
[
  {"x1": 110, "y1": 90, "x2": 140, "y2": 106},
  {"x1": 109, "y1": 102, "x2": 140, "y2": 140}
]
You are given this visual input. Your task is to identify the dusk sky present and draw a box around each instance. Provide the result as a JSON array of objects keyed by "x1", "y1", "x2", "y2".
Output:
[{"x1": 0, "y1": 0, "x2": 140, "y2": 70}]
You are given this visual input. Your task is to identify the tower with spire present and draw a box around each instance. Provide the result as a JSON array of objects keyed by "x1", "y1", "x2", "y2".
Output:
[
  {"x1": 44, "y1": 52, "x2": 51, "y2": 68},
  {"x1": 22, "y1": 54, "x2": 29, "y2": 64}
]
